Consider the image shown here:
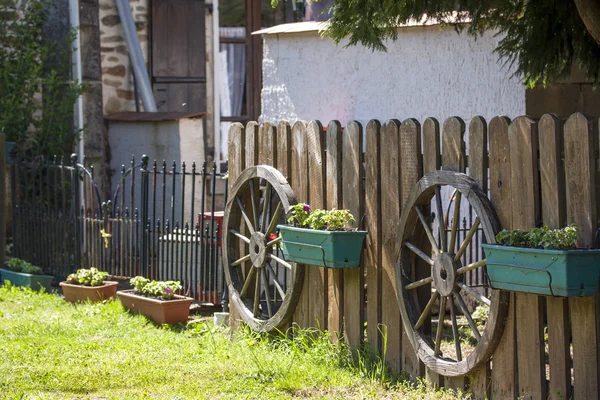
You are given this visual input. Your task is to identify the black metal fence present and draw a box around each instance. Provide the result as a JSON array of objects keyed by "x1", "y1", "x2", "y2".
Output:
[{"x1": 10, "y1": 154, "x2": 228, "y2": 305}]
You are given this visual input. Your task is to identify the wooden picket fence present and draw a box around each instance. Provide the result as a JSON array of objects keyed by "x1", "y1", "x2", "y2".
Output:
[{"x1": 228, "y1": 113, "x2": 600, "y2": 399}]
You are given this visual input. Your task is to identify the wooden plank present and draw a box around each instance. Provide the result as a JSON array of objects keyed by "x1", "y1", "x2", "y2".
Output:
[
  {"x1": 422, "y1": 117, "x2": 443, "y2": 388},
  {"x1": 326, "y1": 120, "x2": 343, "y2": 338},
  {"x1": 509, "y1": 116, "x2": 546, "y2": 400},
  {"x1": 565, "y1": 113, "x2": 599, "y2": 400},
  {"x1": 365, "y1": 120, "x2": 382, "y2": 351},
  {"x1": 291, "y1": 121, "x2": 310, "y2": 327},
  {"x1": 539, "y1": 114, "x2": 571, "y2": 400},
  {"x1": 442, "y1": 117, "x2": 466, "y2": 172},
  {"x1": 342, "y1": 121, "x2": 365, "y2": 348},
  {"x1": 466, "y1": 116, "x2": 490, "y2": 398},
  {"x1": 488, "y1": 116, "x2": 517, "y2": 399},
  {"x1": 276, "y1": 121, "x2": 292, "y2": 181},
  {"x1": 441, "y1": 117, "x2": 468, "y2": 391},
  {"x1": 399, "y1": 118, "x2": 424, "y2": 380},
  {"x1": 245, "y1": 121, "x2": 259, "y2": 169},
  {"x1": 380, "y1": 119, "x2": 402, "y2": 372},
  {"x1": 258, "y1": 121, "x2": 276, "y2": 167},
  {"x1": 306, "y1": 120, "x2": 327, "y2": 329}
]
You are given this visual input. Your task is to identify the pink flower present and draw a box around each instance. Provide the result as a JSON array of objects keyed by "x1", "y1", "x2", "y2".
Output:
[
  {"x1": 165, "y1": 288, "x2": 173, "y2": 294},
  {"x1": 303, "y1": 204, "x2": 311, "y2": 212}
]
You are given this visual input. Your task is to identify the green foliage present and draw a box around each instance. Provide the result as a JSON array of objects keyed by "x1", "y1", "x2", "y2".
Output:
[
  {"x1": 288, "y1": 203, "x2": 356, "y2": 231},
  {"x1": 6, "y1": 258, "x2": 42, "y2": 274},
  {"x1": 66, "y1": 267, "x2": 108, "y2": 287},
  {"x1": 496, "y1": 225, "x2": 578, "y2": 250},
  {"x1": 323, "y1": 0, "x2": 600, "y2": 87},
  {"x1": 130, "y1": 276, "x2": 182, "y2": 300},
  {"x1": 472, "y1": 305, "x2": 489, "y2": 326},
  {"x1": 0, "y1": 0, "x2": 85, "y2": 157}
]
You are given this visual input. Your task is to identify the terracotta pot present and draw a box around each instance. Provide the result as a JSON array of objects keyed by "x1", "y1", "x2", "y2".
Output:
[
  {"x1": 60, "y1": 281, "x2": 118, "y2": 303},
  {"x1": 117, "y1": 290, "x2": 193, "y2": 325}
]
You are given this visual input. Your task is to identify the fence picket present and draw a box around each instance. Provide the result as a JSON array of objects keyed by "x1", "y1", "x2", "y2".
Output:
[
  {"x1": 306, "y1": 120, "x2": 328, "y2": 329},
  {"x1": 509, "y1": 116, "x2": 546, "y2": 400},
  {"x1": 342, "y1": 121, "x2": 364, "y2": 347},
  {"x1": 259, "y1": 121, "x2": 276, "y2": 167},
  {"x1": 291, "y1": 121, "x2": 310, "y2": 327},
  {"x1": 538, "y1": 114, "x2": 572, "y2": 400},
  {"x1": 365, "y1": 120, "x2": 383, "y2": 351},
  {"x1": 380, "y1": 119, "x2": 402, "y2": 372},
  {"x1": 276, "y1": 121, "x2": 292, "y2": 182},
  {"x1": 326, "y1": 121, "x2": 343, "y2": 337},
  {"x1": 488, "y1": 116, "x2": 517, "y2": 398},
  {"x1": 565, "y1": 113, "x2": 599, "y2": 399}
]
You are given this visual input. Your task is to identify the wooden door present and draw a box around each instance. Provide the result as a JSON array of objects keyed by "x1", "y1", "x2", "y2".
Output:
[{"x1": 152, "y1": 0, "x2": 206, "y2": 112}]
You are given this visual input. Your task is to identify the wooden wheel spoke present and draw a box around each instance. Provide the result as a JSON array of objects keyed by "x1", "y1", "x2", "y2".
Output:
[
  {"x1": 249, "y1": 180, "x2": 259, "y2": 228},
  {"x1": 457, "y1": 259, "x2": 486, "y2": 275},
  {"x1": 253, "y1": 271, "x2": 261, "y2": 318},
  {"x1": 415, "y1": 205, "x2": 440, "y2": 253},
  {"x1": 266, "y1": 262, "x2": 286, "y2": 300},
  {"x1": 267, "y1": 236, "x2": 282, "y2": 246},
  {"x1": 454, "y1": 217, "x2": 480, "y2": 262},
  {"x1": 415, "y1": 290, "x2": 439, "y2": 330},
  {"x1": 240, "y1": 266, "x2": 257, "y2": 297},
  {"x1": 265, "y1": 202, "x2": 283, "y2": 236},
  {"x1": 449, "y1": 191, "x2": 462, "y2": 252},
  {"x1": 268, "y1": 253, "x2": 292, "y2": 269},
  {"x1": 405, "y1": 276, "x2": 434, "y2": 291},
  {"x1": 404, "y1": 241, "x2": 434, "y2": 265},
  {"x1": 262, "y1": 269, "x2": 273, "y2": 318},
  {"x1": 236, "y1": 196, "x2": 255, "y2": 234},
  {"x1": 229, "y1": 229, "x2": 250, "y2": 244},
  {"x1": 231, "y1": 254, "x2": 251, "y2": 267},
  {"x1": 458, "y1": 282, "x2": 491, "y2": 306},
  {"x1": 261, "y1": 183, "x2": 271, "y2": 232},
  {"x1": 455, "y1": 292, "x2": 481, "y2": 341},
  {"x1": 449, "y1": 297, "x2": 462, "y2": 361},
  {"x1": 435, "y1": 295, "x2": 447, "y2": 356},
  {"x1": 435, "y1": 186, "x2": 447, "y2": 252}
]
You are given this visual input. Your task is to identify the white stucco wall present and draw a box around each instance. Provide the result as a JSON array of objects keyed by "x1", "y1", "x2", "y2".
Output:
[{"x1": 261, "y1": 25, "x2": 526, "y2": 126}]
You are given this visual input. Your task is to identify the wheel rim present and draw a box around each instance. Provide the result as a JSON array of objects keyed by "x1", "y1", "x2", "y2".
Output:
[
  {"x1": 223, "y1": 165, "x2": 304, "y2": 332},
  {"x1": 396, "y1": 170, "x2": 509, "y2": 376}
]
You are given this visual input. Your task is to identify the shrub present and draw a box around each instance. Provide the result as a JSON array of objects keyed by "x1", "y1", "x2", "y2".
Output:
[
  {"x1": 496, "y1": 225, "x2": 578, "y2": 250},
  {"x1": 130, "y1": 276, "x2": 182, "y2": 300},
  {"x1": 65, "y1": 267, "x2": 108, "y2": 286},
  {"x1": 288, "y1": 203, "x2": 356, "y2": 231},
  {"x1": 6, "y1": 258, "x2": 43, "y2": 274}
]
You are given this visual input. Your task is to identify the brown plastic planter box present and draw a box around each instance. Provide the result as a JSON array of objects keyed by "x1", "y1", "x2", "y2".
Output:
[
  {"x1": 117, "y1": 290, "x2": 193, "y2": 325},
  {"x1": 60, "y1": 281, "x2": 118, "y2": 303}
]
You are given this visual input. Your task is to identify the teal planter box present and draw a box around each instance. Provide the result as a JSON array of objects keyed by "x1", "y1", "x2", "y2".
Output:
[
  {"x1": 482, "y1": 244, "x2": 600, "y2": 297},
  {"x1": 0, "y1": 268, "x2": 54, "y2": 292},
  {"x1": 277, "y1": 225, "x2": 367, "y2": 268}
]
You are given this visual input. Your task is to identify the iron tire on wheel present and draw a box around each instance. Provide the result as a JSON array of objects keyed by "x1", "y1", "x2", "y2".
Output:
[
  {"x1": 223, "y1": 165, "x2": 304, "y2": 332},
  {"x1": 396, "y1": 170, "x2": 510, "y2": 377}
]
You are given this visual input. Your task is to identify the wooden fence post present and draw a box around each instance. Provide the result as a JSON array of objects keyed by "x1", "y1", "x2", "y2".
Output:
[{"x1": 0, "y1": 132, "x2": 5, "y2": 269}]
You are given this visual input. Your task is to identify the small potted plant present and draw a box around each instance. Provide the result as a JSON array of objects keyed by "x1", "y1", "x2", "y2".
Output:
[
  {"x1": 482, "y1": 225, "x2": 600, "y2": 297},
  {"x1": 59, "y1": 267, "x2": 118, "y2": 303},
  {"x1": 0, "y1": 258, "x2": 53, "y2": 292},
  {"x1": 117, "y1": 276, "x2": 193, "y2": 324},
  {"x1": 277, "y1": 203, "x2": 368, "y2": 268}
]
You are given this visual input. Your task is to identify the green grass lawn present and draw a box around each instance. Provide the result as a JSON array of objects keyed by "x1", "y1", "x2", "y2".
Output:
[{"x1": 0, "y1": 285, "x2": 465, "y2": 399}]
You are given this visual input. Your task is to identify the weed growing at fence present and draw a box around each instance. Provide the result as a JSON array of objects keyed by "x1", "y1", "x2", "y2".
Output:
[{"x1": 0, "y1": 286, "x2": 466, "y2": 399}]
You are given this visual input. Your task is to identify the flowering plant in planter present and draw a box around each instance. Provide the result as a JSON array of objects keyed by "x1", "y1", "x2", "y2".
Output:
[
  {"x1": 483, "y1": 225, "x2": 600, "y2": 297},
  {"x1": 1, "y1": 258, "x2": 53, "y2": 291},
  {"x1": 277, "y1": 203, "x2": 367, "y2": 268},
  {"x1": 60, "y1": 267, "x2": 118, "y2": 303},
  {"x1": 117, "y1": 276, "x2": 193, "y2": 325}
]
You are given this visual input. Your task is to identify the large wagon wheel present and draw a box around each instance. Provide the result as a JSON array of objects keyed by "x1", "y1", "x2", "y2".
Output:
[
  {"x1": 223, "y1": 165, "x2": 304, "y2": 332},
  {"x1": 396, "y1": 170, "x2": 509, "y2": 376}
]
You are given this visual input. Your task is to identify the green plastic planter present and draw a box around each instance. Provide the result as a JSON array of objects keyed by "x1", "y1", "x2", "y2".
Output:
[
  {"x1": 482, "y1": 244, "x2": 600, "y2": 297},
  {"x1": 0, "y1": 268, "x2": 54, "y2": 292},
  {"x1": 277, "y1": 225, "x2": 367, "y2": 268}
]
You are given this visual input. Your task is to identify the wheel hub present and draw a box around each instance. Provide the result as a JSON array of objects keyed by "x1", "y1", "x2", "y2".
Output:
[
  {"x1": 249, "y1": 232, "x2": 267, "y2": 268},
  {"x1": 432, "y1": 253, "x2": 458, "y2": 296}
]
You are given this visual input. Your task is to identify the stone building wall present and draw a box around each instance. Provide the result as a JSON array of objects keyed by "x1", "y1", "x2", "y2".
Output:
[{"x1": 99, "y1": 0, "x2": 149, "y2": 115}]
